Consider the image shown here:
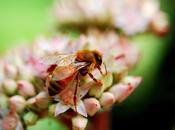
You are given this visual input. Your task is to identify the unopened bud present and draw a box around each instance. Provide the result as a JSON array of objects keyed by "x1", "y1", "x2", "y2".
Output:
[
  {"x1": 17, "y1": 80, "x2": 36, "y2": 98},
  {"x1": 23, "y1": 111, "x2": 38, "y2": 126},
  {"x1": 2, "y1": 79, "x2": 17, "y2": 96},
  {"x1": 100, "y1": 92, "x2": 115, "y2": 110},
  {"x1": 150, "y1": 12, "x2": 169, "y2": 36},
  {"x1": 9, "y1": 95, "x2": 26, "y2": 113},
  {"x1": 4, "y1": 64, "x2": 18, "y2": 79},
  {"x1": 72, "y1": 115, "x2": 88, "y2": 130},
  {"x1": 35, "y1": 91, "x2": 50, "y2": 109},
  {"x1": 84, "y1": 98, "x2": 101, "y2": 116}
]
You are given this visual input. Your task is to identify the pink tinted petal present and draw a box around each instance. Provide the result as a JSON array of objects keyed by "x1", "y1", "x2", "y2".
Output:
[{"x1": 55, "y1": 102, "x2": 70, "y2": 116}]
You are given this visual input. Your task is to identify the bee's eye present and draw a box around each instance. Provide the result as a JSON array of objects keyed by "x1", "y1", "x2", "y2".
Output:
[
  {"x1": 97, "y1": 56, "x2": 102, "y2": 65},
  {"x1": 94, "y1": 53, "x2": 102, "y2": 65}
]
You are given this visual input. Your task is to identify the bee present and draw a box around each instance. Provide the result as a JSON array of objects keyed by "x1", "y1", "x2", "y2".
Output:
[{"x1": 42, "y1": 50, "x2": 107, "y2": 109}]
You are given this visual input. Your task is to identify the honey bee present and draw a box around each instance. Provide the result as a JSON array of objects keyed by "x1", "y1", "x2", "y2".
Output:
[{"x1": 42, "y1": 50, "x2": 107, "y2": 109}]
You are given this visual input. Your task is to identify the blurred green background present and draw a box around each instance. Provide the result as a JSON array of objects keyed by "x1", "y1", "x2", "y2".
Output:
[
  {"x1": 0, "y1": 0, "x2": 53, "y2": 52},
  {"x1": 0, "y1": 0, "x2": 174, "y2": 130}
]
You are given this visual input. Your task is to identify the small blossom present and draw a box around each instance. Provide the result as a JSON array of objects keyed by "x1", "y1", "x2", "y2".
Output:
[{"x1": 54, "y1": 81, "x2": 96, "y2": 117}]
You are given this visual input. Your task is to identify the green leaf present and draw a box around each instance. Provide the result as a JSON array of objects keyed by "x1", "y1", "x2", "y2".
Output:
[{"x1": 27, "y1": 117, "x2": 68, "y2": 130}]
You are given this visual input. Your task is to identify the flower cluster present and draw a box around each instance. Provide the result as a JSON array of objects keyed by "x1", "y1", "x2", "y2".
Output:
[
  {"x1": 54, "y1": 0, "x2": 169, "y2": 35},
  {"x1": 0, "y1": 30, "x2": 141, "y2": 130}
]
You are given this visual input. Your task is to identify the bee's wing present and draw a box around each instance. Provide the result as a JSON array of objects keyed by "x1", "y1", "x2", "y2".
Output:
[
  {"x1": 41, "y1": 53, "x2": 76, "y2": 66},
  {"x1": 52, "y1": 62, "x2": 88, "y2": 81}
]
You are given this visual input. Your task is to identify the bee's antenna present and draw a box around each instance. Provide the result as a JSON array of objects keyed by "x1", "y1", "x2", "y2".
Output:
[{"x1": 97, "y1": 66, "x2": 103, "y2": 76}]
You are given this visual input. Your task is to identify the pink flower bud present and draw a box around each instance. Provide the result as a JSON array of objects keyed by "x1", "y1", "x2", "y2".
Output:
[
  {"x1": 99, "y1": 92, "x2": 115, "y2": 110},
  {"x1": 72, "y1": 115, "x2": 88, "y2": 130},
  {"x1": 109, "y1": 76, "x2": 141, "y2": 102},
  {"x1": 17, "y1": 80, "x2": 36, "y2": 98},
  {"x1": 9, "y1": 95, "x2": 26, "y2": 113},
  {"x1": 109, "y1": 83, "x2": 132, "y2": 103},
  {"x1": 84, "y1": 98, "x2": 101, "y2": 116},
  {"x1": 122, "y1": 76, "x2": 142, "y2": 88},
  {"x1": 2, "y1": 79, "x2": 17, "y2": 96}
]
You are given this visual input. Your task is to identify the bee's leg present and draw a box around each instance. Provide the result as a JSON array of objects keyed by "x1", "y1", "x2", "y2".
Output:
[
  {"x1": 97, "y1": 63, "x2": 107, "y2": 76},
  {"x1": 88, "y1": 73, "x2": 102, "y2": 86},
  {"x1": 74, "y1": 74, "x2": 80, "y2": 112},
  {"x1": 97, "y1": 66, "x2": 103, "y2": 76}
]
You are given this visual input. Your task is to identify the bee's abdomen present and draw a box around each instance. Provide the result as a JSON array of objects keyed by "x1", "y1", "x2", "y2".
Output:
[{"x1": 48, "y1": 81, "x2": 63, "y2": 96}]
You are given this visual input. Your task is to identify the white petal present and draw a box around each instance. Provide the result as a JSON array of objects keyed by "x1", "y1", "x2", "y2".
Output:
[
  {"x1": 75, "y1": 100, "x2": 87, "y2": 117},
  {"x1": 55, "y1": 102, "x2": 70, "y2": 116}
]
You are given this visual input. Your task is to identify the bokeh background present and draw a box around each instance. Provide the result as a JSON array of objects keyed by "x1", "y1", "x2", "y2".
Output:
[{"x1": 0, "y1": 0, "x2": 174, "y2": 130}]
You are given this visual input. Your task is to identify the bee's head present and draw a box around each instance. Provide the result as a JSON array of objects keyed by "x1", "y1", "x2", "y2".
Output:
[
  {"x1": 93, "y1": 50, "x2": 107, "y2": 76},
  {"x1": 93, "y1": 51, "x2": 102, "y2": 66}
]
